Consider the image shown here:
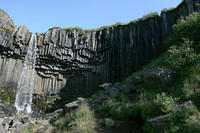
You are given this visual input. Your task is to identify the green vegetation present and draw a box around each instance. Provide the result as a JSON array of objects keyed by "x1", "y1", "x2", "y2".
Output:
[
  {"x1": 0, "y1": 88, "x2": 16, "y2": 106},
  {"x1": 36, "y1": 94, "x2": 57, "y2": 112},
  {"x1": 60, "y1": 11, "x2": 160, "y2": 34},
  {"x1": 90, "y1": 12, "x2": 200, "y2": 132},
  {"x1": 141, "y1": 12, "x2": 159, "y2": 20},
  {"x1": 0, "y1": 25, "x2": 14, "y2": 33},
  {"x1": 47, "y1": 12, "x2": 200, "y2": 133},
  {"x1": 98, "y1": 96, "x2": 135, "y2": 120},
  {"x1": 167, "y1": 38, "x2": 198, "y2": 69},
  {"x1": 161, "y1": 8, "x2": 176, "y2": 13},
  {"x1": 104, "y1": 119, "x2": 115, "y2": 129},
  {"x1": 169, "y1": 12, "x2": 200, "y2": 50},
  {"x1": 53, "y1": 102, "x2": 96, "y2": 133},
  {"x1": 163, "y1": 104, "x2": 200, "y2": 133}
]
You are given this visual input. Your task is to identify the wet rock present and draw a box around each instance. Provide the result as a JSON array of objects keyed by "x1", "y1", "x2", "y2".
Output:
[{"x1": 143, "y1": 68, "x2": 174, "y2": 88}]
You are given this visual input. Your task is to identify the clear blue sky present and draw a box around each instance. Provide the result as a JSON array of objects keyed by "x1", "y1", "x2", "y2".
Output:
[{"x1": 1, "y1": 0, "x2": 182, "y2": 33}]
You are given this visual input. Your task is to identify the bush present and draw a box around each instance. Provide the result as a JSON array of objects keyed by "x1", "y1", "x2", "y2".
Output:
[
  {"x1": 0, "y1": 88, "x2": 16, "y2": 106},
  {"x1": 54, "y1": 102, "x2": 96, "y2": 133},
  {"x1": 154, "y1": 93, "x2": 176, "y2": 113},
  {"x1": 98, "y1": 97, "x2": 135, "y2": 120},
  {"x1": 67, "y1": 102, "x2": 96, "y2": 133},
  {"x1": 169, "y1": 12, "x2": 200, "y2": 51},
  {"x1": 163, "y1": 104, "x2": 200, "y2": 133},
  {"x1": 135, "y1": 92, "x2": 177, "y2": 120},
  {"x1": 167, "y1": 38, "x2": 197, "y2": 69}
]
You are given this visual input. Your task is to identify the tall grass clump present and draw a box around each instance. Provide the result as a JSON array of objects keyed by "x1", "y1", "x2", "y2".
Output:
[{"x1": 54, "y1": 102, "x2": 96, "y2": 133}]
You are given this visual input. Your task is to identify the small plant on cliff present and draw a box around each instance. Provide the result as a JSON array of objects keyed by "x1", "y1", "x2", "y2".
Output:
[{"x1": 0, "y1": 25, "x2": 14, "y2": 33}]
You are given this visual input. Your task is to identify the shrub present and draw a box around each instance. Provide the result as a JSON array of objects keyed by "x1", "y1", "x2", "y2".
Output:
[
  {"x1": 135, "y1": 92, "x2": 177, "y2": 120},
  {"x1": 169, "y1": 12, "x2": 200, "y2": 51},
  {"x1": 154, "y1": 93, "x2": 176, "y2": 113},
  {"x1": 163, "y1": 104, "x2": 200, "y2": 133},
  {"x1": 167, "y1": 38, "x2": 197, "y2": 69},
  {"x1": 98, "y1": 98, "x2": 135, "y2": 120},
  {"x1": 54, "y1": 102, "x2": 96, "y2": 133},
  {"x1": 0, "y1": 88, "x2": 16, "y2": 106},
  {"x1": 67, "y1": 102, "x2": 96, "y2": 133},
  {"x1": 36, "y1": 94, "x2": 56, "y2": 112}
]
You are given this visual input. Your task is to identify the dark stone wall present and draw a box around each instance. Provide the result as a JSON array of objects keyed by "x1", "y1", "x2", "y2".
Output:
[{"x1": 0, "y1": 0, "x2": 200, "y2": 97}]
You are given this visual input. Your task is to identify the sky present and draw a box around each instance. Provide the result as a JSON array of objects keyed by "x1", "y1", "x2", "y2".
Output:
[{"x1": 1, "y1": 0, "x2": 182, "y2": 33}]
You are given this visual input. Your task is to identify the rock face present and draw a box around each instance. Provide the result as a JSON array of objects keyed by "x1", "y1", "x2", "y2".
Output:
[
  {"x1": 143, "y1": 68, "x2": 174, "y2": 88},
  {"x1": 0, "y1": 0, "x2": 200, "y2": 97},
  {"x1": 0, "y1": 9, "x2": 15, "y2": 28}
]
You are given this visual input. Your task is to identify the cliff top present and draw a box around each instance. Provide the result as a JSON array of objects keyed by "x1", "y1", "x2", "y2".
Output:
[{"x1": 0, "y1": 9, "x2": 15, "y2": 28}]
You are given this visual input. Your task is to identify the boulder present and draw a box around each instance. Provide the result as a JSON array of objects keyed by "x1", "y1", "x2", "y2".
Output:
[
  {"x1": 131, "y1": 73, "x2": 144, "y2": 85},
  {"x1": 99, "y1": 83, "x2": 121, "y2": 98},
  {"x1": 65, "y1": 100, "x2": 81, "y2": 112},
  {"x1": 143, "y1": 68, "x2": 174, "y2": 88}
]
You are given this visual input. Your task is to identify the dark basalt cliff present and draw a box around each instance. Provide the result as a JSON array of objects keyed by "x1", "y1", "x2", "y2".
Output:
[{"x1": 0, "y1": 0, "x2": 200, "y2": 97}]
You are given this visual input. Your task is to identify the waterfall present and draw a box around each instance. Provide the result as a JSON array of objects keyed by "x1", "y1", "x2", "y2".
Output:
[{"x1": 15, "y1": 34, "x2": 37, "y2": 114}]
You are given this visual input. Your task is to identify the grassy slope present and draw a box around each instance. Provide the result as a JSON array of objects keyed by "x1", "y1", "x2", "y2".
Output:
[{"x1": 89, "y1": 12, "x2": 200, "y2": 133}]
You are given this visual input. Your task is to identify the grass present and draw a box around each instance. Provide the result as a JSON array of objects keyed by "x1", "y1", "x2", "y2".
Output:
[
  {"x1": 54, "y1": 101, "x2": 96, "y2": 133},
  {"x1": 60, "y1": 11, "x2": 160, "y2": 33},
  {"x1": 161, "y1": 8, "x2": 176, "y2": 13},
  {"x1": 121, "y1": 52, "x2": 169, "y2": 85},
  {"x1": 0, "y1": 25, "x2": 14, "y2": 33},
  {"x1": 91, "y1": 13, "x2": 200, "y2": 132},
  {"x1": 98, "y1": 98, "x2": 135, "y2": 120}
]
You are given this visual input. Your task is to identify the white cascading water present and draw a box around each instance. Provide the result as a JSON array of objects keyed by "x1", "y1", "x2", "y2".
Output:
[{"x1": 15, "y1": 34, "x2": 37, "y2": 114}]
